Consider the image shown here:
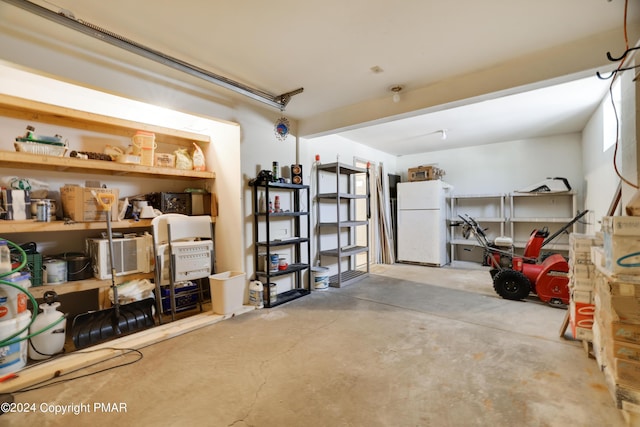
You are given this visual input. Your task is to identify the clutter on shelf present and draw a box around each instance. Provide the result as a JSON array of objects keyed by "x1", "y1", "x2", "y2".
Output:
[
  {"x1": 408, "y1": 165, "x2": 445, "y2": 182},
  {"x1": 14, "y1": 125, "x2": 68, "y2": 157},
  {"x1": 9, "y1": 124, "x2": 208, "y2": 172},
  {"x1": 516, "y1": 177, "x2": 572, "y2": 193}
]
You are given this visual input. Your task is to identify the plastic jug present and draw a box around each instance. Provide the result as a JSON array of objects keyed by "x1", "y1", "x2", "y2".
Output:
[
  {"x1": 28, "y1": 292, "x2": 66, "y2": 360},
  {"x1": 132, "y1": 131, "x2": 156, "y2": 166},
  {"x1": 249, "y1": 280, "x2": 264, "y2": 308}
]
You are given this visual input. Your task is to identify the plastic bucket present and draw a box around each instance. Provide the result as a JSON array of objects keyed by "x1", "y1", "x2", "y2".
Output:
[
  {"x1": 43, "y1": 258, "x2": 66, "y2": 285},
  {"x1": 0, "y1": 273, "x2": 31, "y2": 320},
  {"x1": 311, "y1": 266, "x2": 330, "y2": 291},
  {"x1": 0, "y1": 311, "x2": 30, "y2": 375}
]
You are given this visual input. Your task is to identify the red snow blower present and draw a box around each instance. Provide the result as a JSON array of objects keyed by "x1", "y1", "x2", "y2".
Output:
[{"x1": 456, "y1": 211, "x2": 588, "y2": 306}]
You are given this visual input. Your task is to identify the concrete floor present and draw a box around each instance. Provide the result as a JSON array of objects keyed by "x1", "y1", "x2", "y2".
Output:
[{"x1": 1, "y1": 263, "x2": 627, "y2": 426}]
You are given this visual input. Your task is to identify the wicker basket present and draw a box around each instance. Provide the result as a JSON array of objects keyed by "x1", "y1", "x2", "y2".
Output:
[{"x1": 14, "y1": 139, "x2": 67, "y2": 157}]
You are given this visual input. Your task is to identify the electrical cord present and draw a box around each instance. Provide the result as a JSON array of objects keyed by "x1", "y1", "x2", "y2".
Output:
[
  {"x1": 610, "y1": 0, "x2": 639, "y2": 190},
  {"x1": 9, "y1": 347, "x2": 144, "y2": 394}
]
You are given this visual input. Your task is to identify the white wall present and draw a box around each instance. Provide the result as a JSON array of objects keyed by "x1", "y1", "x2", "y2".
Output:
[
  {"x1": 396, "y1": 134, "x2": 584, "y2": 198},
  {"x1": 581, "y1": 90, "x2": 620, "y2": 233},
  {"x1": 0, "y1": 36, "x2": 392, "y2": 286}
]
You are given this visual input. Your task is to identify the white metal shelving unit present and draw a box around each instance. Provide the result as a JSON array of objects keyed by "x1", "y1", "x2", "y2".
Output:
[
  {"x1": 448, "y1": 191, "x2": 579, "y2": 262},
  {"x1": 508, "y1": 191, "x2": 578, "y2": 252},
  {"x1": 448, "y1": 193, "x2": 506, "y2": 263}
]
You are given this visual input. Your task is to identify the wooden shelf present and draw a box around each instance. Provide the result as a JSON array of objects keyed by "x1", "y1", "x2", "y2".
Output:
[
  {"x1": 0, "y1": 151, "x2": 214, "y2": 179},
  {"x1": 0, "y1": 93, "x2": 210, "y2": 147},
  {"x1": 0, "y1": 218, "x2": 153, "y2": 233},
  {"x1": 29, "y1": 272, "x2": 155, "y2": 299}
]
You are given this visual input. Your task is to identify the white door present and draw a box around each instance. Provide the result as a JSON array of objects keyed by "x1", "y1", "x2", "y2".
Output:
[
  {"x1": 397, "y1": 209, "x2": 444, "y2": 265},
  {"x1": 398, "y1": 181, "x2": 442, "y2": 210}
]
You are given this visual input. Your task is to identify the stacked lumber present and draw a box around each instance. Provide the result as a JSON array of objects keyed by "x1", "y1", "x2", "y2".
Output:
[{"x1": 590, "y1": 216, "x2": 640, "y2": 424}]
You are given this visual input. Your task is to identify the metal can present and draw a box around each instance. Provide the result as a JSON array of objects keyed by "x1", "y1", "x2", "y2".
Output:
[{"x1": 36, "y1": 200, "x2": 50, "y2": 222}]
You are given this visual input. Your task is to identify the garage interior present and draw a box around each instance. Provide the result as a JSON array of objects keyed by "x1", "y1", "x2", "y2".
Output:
[{"x1": 1, "y1": 1, "x2": 640, "y2": 426}]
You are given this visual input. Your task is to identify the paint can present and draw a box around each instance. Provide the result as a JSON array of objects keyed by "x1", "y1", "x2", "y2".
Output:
[
  {"x1": 36, "y1": 200, "x2": 50, "y2": 222},
  {"x1": 311, "y1": 266, "x2": 330, "y2": 291},
  {"x1": 43, "y1": 258, "x2": 67, "y2": 285},
  {"x1": 267, "y1": 283, "x2": 277, "y2": 304},
  {"x1": 268, "y1": 254, "x2": 279, "y2": 272}
]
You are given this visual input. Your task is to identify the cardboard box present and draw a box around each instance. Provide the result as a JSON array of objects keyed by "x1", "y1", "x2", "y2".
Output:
[
  {"x1": 572, "y1": 289, "x2": 594, "y2": 304},
  {"x1": 570, "y1": 276, "x2": 595, "y2": 291},
  {"x1": 603, "y1": 216, "x2": 640, "y2": 237},
  {"x1": 570, "y1": 299, "x2": 595, "y2": 330},
  {"x1": 60, "y1": 185, "x2": 119, "y2": 222},
  {"x1": 603, "y1": 234, "x2": 640, "y2": 275},
  {"x1": 571, "y1": 318, "x2": 594, "y2": 341},
  {"x1": 591, "y1": 246, "x2": 605, "y2": 268},
  {"x1": 598, "y1": 295, "x2": 640, "y2": 345},
  {"x1": 408, "y1": 166, "x2": 435, "y2": 182},
  {"x1": 570, "y1": 263, "x2": 595, "y2": 279},
  {"x1": 610, "y1": 281, "x2": 640, "y2": 297},
  {"x1": 570, "y1": 233, "x2": 598, "y2": 251},
  {"x1": 408, "y1": 165, "x2": 445, "y2": 182},
  {"x1": 614, "y1": 340, "x2": 640, "y2": 362},
  {"x1": 615, "y1": 358, "x2": 640, "y2": 389}
]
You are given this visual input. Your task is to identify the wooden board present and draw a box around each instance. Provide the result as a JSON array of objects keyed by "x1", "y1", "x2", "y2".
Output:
[{"x1": 0, "y1": 307, "x2": 255, "y2": 393}]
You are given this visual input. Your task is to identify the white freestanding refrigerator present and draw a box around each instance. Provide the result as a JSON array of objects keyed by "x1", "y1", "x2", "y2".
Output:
[{"x1": 397, "y1": 180, "x2": 451, "y2": 266}]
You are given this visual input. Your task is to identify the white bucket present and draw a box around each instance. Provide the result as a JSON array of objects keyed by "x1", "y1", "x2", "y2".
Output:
[
  {"x1": 0, "y1": 272, "x2": 31, "y2": 320},
  {"x1": 0, "y1": 311, "x2": 31, "y2": 375},
  {"x1": 311, "y1": 266, "x2": 330, "y2": 291}
]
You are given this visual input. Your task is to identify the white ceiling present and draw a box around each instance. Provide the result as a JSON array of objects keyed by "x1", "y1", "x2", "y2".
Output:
[
  {"x1": 338, "y1": 76, "x2": 612, "y2": 155},
  {"x1": 1, "y1": 0, "x2": 638, "y2": 155}
]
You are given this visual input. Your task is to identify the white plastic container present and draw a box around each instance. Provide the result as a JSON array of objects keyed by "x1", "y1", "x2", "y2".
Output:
[
  {"x1": 209, "y1": 271, "x2": 246, "y2": 315},
  {"x1": 28, "y1": 301, "x2": 66, "y2": 360},
  {"x1": 43, "y1": 258, "x2": 66, "y2": 285},
  {"x1": 0, "y1": 272, "x2": 31, "y2": 320},
  {"x1": 0, "y1": 240, "x2": 11, "y2": 274},
  {"x1": 132, "y1": 131, "x2": 156, "y2": 166},
  {"x1": 311, "y1": 266, "x2": 330, "y2": 291},
  {"x1": 0, "y1": 311, "x2": 30, "y2": 375},
  {"x1": 248, "y1": 280, "x2": 264, "y2": 308}
]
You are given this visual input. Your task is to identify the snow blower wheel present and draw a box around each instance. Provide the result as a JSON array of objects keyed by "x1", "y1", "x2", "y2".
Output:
[{"x1": 492, "y1": 269, "x2": 531, "y2": 301}]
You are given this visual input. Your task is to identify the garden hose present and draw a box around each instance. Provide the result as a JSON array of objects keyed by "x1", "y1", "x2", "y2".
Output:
[{"x1": 0, "y1": 238, "x2": 65, "y2": 347}]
